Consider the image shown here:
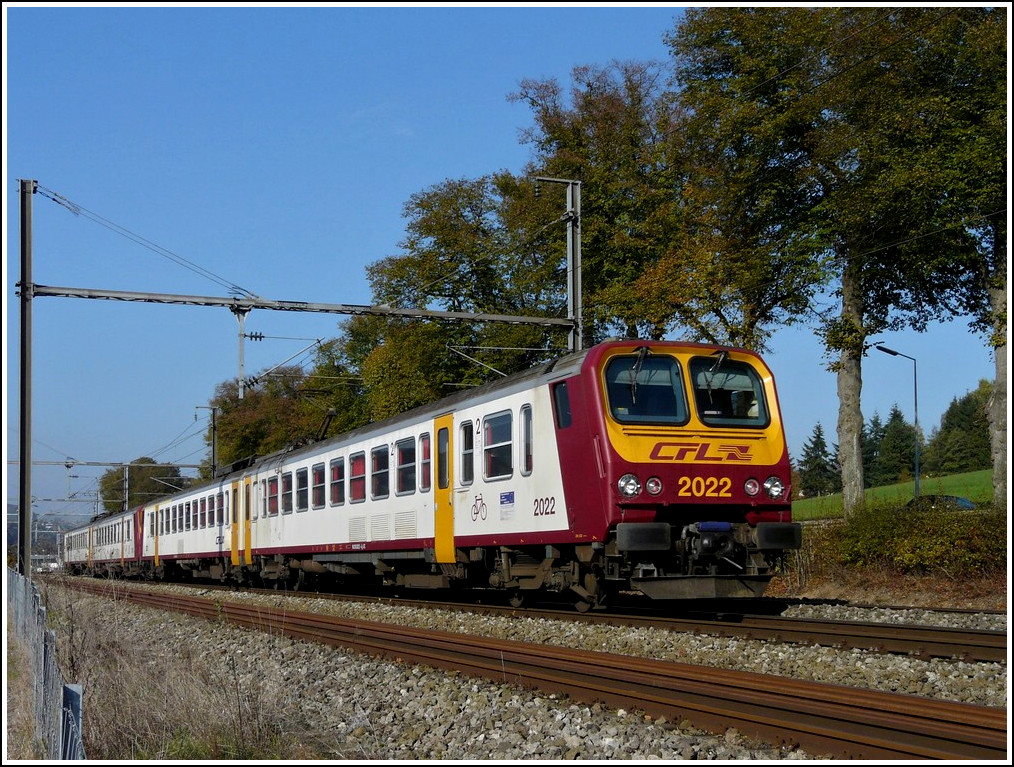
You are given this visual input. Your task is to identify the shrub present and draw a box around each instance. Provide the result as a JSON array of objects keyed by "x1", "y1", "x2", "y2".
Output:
[{"x1": 811, "y1": 503, "x2": 1007, "y2": 576}]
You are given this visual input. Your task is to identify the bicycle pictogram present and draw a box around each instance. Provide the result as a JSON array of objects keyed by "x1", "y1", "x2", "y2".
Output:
[{"x1": 470, "y1": 494, "x2": 488, "y2": 522}]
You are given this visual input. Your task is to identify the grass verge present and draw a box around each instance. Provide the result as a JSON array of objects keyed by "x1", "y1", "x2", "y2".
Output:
[
  {"x1": 791, "y1": 469, "x2": 995, "y2": 520},
  {"x1": 6, "y1": 620, "x2": 45, "y2": 760}
]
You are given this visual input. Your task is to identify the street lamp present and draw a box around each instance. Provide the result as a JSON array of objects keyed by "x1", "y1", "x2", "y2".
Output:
[{"x1": 875, "y1": 345, "x2": 919, "y2": 498}]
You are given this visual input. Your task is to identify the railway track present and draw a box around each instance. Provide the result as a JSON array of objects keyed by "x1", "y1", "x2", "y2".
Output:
[
  {"x1": 61, "y1": 579, "x2": 1007, "y2": 760},
  {"x1": 67, "y1": 577, "x2": 1004, "y2": 663}
]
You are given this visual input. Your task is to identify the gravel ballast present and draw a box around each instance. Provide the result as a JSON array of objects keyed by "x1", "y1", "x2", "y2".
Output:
[{"x1": 43, "y1": 582, "x2": 1007, "y2": 760}]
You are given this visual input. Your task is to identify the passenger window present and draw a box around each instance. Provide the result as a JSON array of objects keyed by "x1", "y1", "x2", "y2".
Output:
[
  {"x1": 483, "y1": 411, "x2": 513, "y2": 480},
  {"x1": 200, "y1": 498, "x2": 207, "y2": 528},
  {"x1": 395, "y1": 438, "x2": 416, "y2": 495},
  {"x1": 371, "y1": 446, "x2": 390, "y2": 499},
  {"x1": 330, "y1": 458, "x2": 346, "y2": 506},
  {"x1": 296, "y1": 468, "x2": 309, "y2": 512},
  {"x1": 460, "y1": 421, "x2": 474, "y2": 485},
  {"x1": 350, "y1": 452, "x2": 366, "y2": 503},
  {"x1": 281, "y1": 472, "x2": 293, "y2": 514},
  {"x1": 437, "y1": 428, "x2": 449, "y2": 490},
  {"x1": 520, "y1": 405, "x2": 533, "y2": 476},
  {"x1": 312, "y1": 463, "x2": 326, "y2": 509},
  {"x1": 267, "y1": 476, "x2": 279, "y2": 516},
  {"x1": 553, "y1": 382, "x2": 572, "y2": 428},
  {"x1": 419, "y1": 433, "x2": 431, "y2": 492}
]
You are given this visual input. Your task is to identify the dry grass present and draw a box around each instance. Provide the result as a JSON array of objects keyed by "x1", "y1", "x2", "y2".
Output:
[
  {"x1": 35, "y1": 586, "x2": 341, "y2": 760},
  {"x1": 768, "y1": 518, "x2": 1008, "y2": 611},
  {"x1": 6, "y1": 623, "x2": 45, "y2": 760},
  {"x1": 9, "y1": 562, "x2": 1005, "y2": 760},
  {"x1": 770, "y1": 566, "x2": 1008, "y2": 610}
]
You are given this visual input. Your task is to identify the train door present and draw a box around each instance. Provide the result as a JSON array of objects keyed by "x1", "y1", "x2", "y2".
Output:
[
  {"x1": 153, "y1": 504, "x2": 160, "y2": 567},
  {"x1": 243, "y1": 477, "x2": 252, "y2": 565},
  {"x1": 230, "y1": 480, "x2": 240, "y2": 566},
  {"x1": 229, "y1": 477, "x2": 253, "y2": 567},
  {"x1": 434, "y1": 413, "x2": 455, "y2": 563},
  {"x1": 133, "y1": 506, "x2": 145, "y2": 568}
]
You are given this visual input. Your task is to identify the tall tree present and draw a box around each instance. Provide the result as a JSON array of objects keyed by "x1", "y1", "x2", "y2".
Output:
[
  {"x1": 922, "y1": 380, "x2": 993, "y2": 475},
  {"x1": 667, "y1": 7, "x2": 1003, "y2": 512},
  {"x1": 870, "y1": 404, "x2": 920, "y2": 487},
  {"x1": 205, "y1": 362, "x2": 357, "y2": 472},
  {"x1": 861, "y1": 412, "x2": 886, "y2": 488},
  {"x1": 797, "y1": 423, "x2": 838, "y2": 497},
  {"x1": 357, "y1": 172, "x2": 571, "y2": 398},
  {"x1": 98, "y1": 457, "x2": 184, "y2": 515},
  {"x1": 510, "y1": 60, "x2": 686, "y2": 342},
  {"x1": 934, "y1": 12, "x2": 1007, "y2": 505}
]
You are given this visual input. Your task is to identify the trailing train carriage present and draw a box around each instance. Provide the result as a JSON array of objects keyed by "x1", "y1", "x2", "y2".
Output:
[{"x1": 64, "y1": 339, "x2": 802, "y2": 609}]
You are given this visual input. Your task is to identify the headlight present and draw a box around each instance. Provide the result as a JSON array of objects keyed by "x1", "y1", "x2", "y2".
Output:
[
  {"x1": 763, "y1": 476, "x2": 785, "y2": 499},
  {"x1": 645, "y1": 477, "x2": 663, "y2": 495},
  {"x1": 744, "y1": 478, "x2": 760, "y2": 496},
  {"x1": 617, "y1": 474, "x2": 642, "y2": 498}
]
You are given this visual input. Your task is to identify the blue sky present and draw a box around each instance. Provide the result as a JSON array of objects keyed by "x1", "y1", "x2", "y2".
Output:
[{"x1": 4, "y1": 4, "x2": 1001, "y2": 520}]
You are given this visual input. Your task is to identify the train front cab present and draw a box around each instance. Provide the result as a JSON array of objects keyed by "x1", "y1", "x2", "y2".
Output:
[{"x1": 589, "y1": 342, "x2": 802, "y2": 600}]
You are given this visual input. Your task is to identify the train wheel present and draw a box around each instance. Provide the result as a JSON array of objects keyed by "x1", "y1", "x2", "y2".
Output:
[
  {"x1": 508, "y1": 591, "x2": 525, "y2": 608},
  {"x1": 574, "y1": 598, "x2": 593, "y2": 613}
]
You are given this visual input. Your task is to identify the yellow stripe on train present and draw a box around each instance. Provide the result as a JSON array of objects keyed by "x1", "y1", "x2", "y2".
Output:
[{"x1": 606, "y1": 434, "x2": 785, "y2": 464}]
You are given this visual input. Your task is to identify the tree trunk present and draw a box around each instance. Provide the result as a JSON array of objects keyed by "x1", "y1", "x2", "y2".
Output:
[
  {"x1": 987, "y1": 281, "x2": 1007, "y2": 508},
  {"x1": 836, "y1": 266, "x2": 866, "y2": 515}
]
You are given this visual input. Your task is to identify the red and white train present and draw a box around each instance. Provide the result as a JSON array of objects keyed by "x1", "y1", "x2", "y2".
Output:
[{"x1": 64, "y1": 339, "x2": 801, "y2": 609}]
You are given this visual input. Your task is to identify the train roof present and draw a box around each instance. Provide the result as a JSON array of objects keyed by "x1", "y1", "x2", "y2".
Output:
[
  {"x1": 229, "y1": 338, "x2": 759, "y2": 476},
  {"x1": 69, "y1": 338, "x2": 761, "y2": 528},
  {"x1": 228, "y1": 344, "x2": 594, "y2": 475}
]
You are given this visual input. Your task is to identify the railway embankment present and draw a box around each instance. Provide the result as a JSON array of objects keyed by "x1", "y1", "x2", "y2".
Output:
[{"x1": 19, "y1": 578, "x2": 1006, "y2": 761}]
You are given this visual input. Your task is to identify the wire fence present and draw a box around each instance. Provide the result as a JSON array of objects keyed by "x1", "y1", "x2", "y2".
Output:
[{"x1": 7, "y1": 568, "x2": 86, "y2": 760}]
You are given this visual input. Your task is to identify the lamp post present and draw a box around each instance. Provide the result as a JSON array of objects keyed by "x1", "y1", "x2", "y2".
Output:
[{"x1": 875, "y1": 345, "x2": 919, "y2": 498}]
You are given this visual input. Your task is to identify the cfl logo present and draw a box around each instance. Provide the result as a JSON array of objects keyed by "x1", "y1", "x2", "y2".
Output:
[{"x1": 649, "y1": 442, "x2": 752, "y2": 462}]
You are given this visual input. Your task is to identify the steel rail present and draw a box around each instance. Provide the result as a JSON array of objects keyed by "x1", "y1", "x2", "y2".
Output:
[
  {"x1": 159, "y1": 580, "x2": 1009, "y2": 663},
  {"x1": 711, "y1": 614, "x2": 1008, "y2": 663},
  {"x1": 65, "y1": 581, "x2": 1007, "y2": 760},
  {"x1": 60, "y1": 576, "x2": 1006, "y2": 662}
]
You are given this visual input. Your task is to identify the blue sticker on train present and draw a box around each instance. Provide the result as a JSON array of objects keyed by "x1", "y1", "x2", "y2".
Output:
[{"x1": 500, "y1": 491, "x2": 515, "y2": 520}]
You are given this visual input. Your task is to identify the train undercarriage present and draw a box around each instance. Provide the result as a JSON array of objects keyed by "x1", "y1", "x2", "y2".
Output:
[{"x1": 74, "y1": 521, "x2": 799, "y2": 611}]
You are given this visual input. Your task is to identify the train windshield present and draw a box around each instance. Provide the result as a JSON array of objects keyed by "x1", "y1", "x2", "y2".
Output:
[
  {"x1": 689, "y1": 354, "x2": 769, "y2": 427},
  {"x1": 604, "y1": 353, "x2": 688, "y2": 425}
]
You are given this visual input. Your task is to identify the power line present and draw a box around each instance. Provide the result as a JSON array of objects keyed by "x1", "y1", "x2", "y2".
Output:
[{"x1": 35, "y1": 184, "x2": 258, "y2": 299}]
